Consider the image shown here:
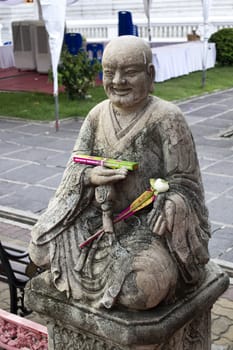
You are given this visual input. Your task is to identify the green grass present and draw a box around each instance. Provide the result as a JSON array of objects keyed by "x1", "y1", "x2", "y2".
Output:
[{"x1": 0, "y1": 65, "x2": 232, "y2": 121}]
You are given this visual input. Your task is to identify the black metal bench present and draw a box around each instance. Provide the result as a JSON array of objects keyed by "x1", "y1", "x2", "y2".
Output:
[{"x1": 0, "y1": 241, "x2": 40, "y2": 316}]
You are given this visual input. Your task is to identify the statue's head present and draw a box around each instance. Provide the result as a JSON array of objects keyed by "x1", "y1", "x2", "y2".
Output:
[{"x1": 102, "y1": 36, "x2": 155, "y2": 111}]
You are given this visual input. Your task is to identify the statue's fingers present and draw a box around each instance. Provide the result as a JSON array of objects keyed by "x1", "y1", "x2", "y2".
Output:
[
  {"x1": 96, "y1": 166, "x2": 128, "y2": 176},
  {"x1": 156, "y1": 220, "x2": 167, "y2": 236},
  {"x1": 102, "y1": 174, "x2": 127, "y2": 183},
  {"x1": 164, "y1": 200, "x2": 175, "y2": 233},
  {"x1": 152, "y1": 214, "x2": 165, "y2": 235},
  {"x1": 96, "y1": 167, "x2": 119, "y2": 176}
]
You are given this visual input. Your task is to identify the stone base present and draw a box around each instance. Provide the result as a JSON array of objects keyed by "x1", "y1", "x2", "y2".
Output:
[{"x1": 25, "y1": 261, "x2": 229, "y2": 350}]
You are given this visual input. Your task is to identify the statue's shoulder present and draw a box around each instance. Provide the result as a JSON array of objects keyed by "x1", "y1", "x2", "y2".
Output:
[
  {"x1": 150, "y1": 96, "x2": 182, "y2": 119},
  {"x1": 88, "y1": 99, "x2": 110, "y2": 119}
]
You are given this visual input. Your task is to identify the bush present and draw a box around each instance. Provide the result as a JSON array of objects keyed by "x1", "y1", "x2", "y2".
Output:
[
  {"x1": 57, "y1": 48, "x2": 102, "y2": 100},
  {"x1": 209, "y1": 28, "x2": 233, "y2": 65}
]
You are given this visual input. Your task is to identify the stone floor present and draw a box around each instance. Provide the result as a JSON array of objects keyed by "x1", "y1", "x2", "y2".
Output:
[
  {"x1": 0, "y1": 219, "x2": 233, "y2": 349},
  {"x1": 0, "y1": 88, "x2": 233, "y2": 348}
]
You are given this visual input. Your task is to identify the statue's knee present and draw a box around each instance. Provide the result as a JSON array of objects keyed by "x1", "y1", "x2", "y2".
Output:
[
  {"x1": 118, "y1": 266, "x2": 177, "y2": 310},
  {"x1": 28, "y1": 240, "x2": 49, "y2": 268},
  {"x1": 117, "y1": 243, "x2": 178, "y2": 310}
]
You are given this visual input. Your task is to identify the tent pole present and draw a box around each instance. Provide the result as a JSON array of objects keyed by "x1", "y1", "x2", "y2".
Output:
[
  {"x1": 54, "y1": 94, "x2": 59, "y2": 131},
  {"x1": 148, "y1": 13, "x2": 151, "y2": 42}
]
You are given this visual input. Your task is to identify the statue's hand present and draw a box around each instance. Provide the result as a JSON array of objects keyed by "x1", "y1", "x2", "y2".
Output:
[
  {"x1": 152, "y1": 194, "x2": 186, "y2": 236},
  {"x1": 89, "y1": 166, "x2": 128, "y2": 186}
]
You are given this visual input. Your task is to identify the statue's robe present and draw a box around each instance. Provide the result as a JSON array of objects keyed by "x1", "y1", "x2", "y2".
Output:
[{"x1": 30, "y1": 96, "x2": 210, "y2": 308}]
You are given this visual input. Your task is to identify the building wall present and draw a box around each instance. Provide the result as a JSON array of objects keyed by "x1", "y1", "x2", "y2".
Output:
[{"x1": 0, "y1": 0, "x2": 233, "y2": 42}]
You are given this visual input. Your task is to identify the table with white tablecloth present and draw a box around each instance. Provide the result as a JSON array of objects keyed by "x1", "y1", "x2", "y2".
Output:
[
  {"x1": 152, "y1": 42, "x2": 216, "y2": 82},
  {"x1": 0, "y1": 45, "x2": 15, "y2": 69}
]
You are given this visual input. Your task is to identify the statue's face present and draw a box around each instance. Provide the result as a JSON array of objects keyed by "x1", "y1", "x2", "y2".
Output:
[{"x1": 102, "y1": 44, "x2": 153, "y2": 111}]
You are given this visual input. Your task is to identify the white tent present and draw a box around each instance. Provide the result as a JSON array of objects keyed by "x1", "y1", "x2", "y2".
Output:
[
  {"x1": 202, "y1": 0, "x2": 212, "y2": 87},
  {"x1": 0, "y1": 0, "x2": 79, "y2": 130},
  {"x1": 39, "y1": 0, "x2": 79, "y2": 130},
  {"x1": 143, "y1": 0, "x2": 152, "y2": 42},
  {"x1": 38, "y1": 0, "x2": 66, "y2": 131}
]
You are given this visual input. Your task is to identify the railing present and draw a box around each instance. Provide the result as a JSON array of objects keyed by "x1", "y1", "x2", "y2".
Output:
[
  {"x1": 66, "y1": 18, "x2": 233, "y2": 43},
  {"x1": 0, "y1": 309, "x2": 48, "y2": 350},
  {"x1": 1, "y1": 16, "x2": 233, "y2": 45}
]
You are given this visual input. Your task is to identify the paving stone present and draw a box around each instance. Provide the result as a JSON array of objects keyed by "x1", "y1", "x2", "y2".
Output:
[
  {"x1": 203, "y1": 160, "x2": 233, "y2": 177},
  {"x1": 211, "y1": 227, "x2": 233, "y2": 242},
  {"x1": 223, "y1": 325, "x2": 233, "y2": 345},
  {"x1": 212, "y1": 345, "x2": 233, "y2": 350},
  {"x1": 218, "y1": 111, "x2": 233, "y2": 121},
  {"x1": 184, "y1": 114, "x2": 209, "y2": 125},
  {"x1": 196, "y1": 145, "x2": 233, "y2": 160},
  {"x1": 205, "y1": 192, "x2": 218, "y2": 203},
  {"x1": 212, "y1": 316, "x2": 231, "y2": 336},
  {"x1": 44, "y1": 152, "x2": 70, "y2": 168},
  {"x1": 0, "y1": 163, "x2": 61, "y2": 184},
  {"x1": 219, "y1": 98, "x2": 233, "y2": 109},
  {"x1": 0, "y1": 118, "x2": 28, "y2": 129},
  {"x1": 38, "y1": 173, "x2": 63, "y2": 188},
  {"x1": 190, "y1": 123, "x2": 220, "y2": 138},
  {"x1": 207, "y1": 195, "x2": 233, "y2": 226},
  {"x1": 196, "y1": 137, "x2": 233, "y2": 149},
  {"x1": 0, "y1": 90, "x2": 233, "y2": 347},
  {"x1": 221, "y1": 249, "x2": 233, "y2": 263},
  {"x1": 44, "y1": 137, "x2": 76, "y2": 152},
  {"x1": 199, "y1": 117, "x2": 233, "y2": 130},
  {"x1": 213, "y1": 299, "x2": 233, "y2": 319},
  {"x1": 0, "y1": 129, "x2": 32, "y2": 143},
  {"x1": 221, "y1": 285, "x2": 233, "y2": 302},
  {"x1": 0, "y1": 157, "x2": 28, "y2": 173},
  {"x1": 179, "y1": 101, "x2": 208, "y2": 113},
  {"x1": 16, "y1": 123, "x2": 58, "y2": 135},
  {"x1": 199, "y1": 158, "x2": 218, "y2": 170},
  {"x1": 209, "y1": 236, "x2": 233, "y2": 259},
  {"x1": 0, "y1": 142, "x2": 30, "y2": 156},
  {"x1": 0, "y1": 180, "x2": 27, "y2": 197},
  {"x1": 187, "y1": 104, "x2": 229, "y2": 117},
  {"x1": 7, "y1": 147, "x2": 64, "y2": 164},
  {"x1": 0, "y1": 185, "x2": 55, "y2": 213},
  {"x1": 201, "y1": 173, "x2": 233, "y2": 194}
]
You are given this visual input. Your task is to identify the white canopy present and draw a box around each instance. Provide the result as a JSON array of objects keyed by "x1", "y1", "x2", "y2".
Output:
[
  {"x1": 0, "y1": 0, "x2": 79, "y2": 130},
  {"x1": 0, "y1": 0, "x2": 77, "y2": 4},
  {"x1": 0, "y1": 0, "x2": 24, "y2": 4},
  {"x1": 201, "y1": 0, "x2": 212, "y2": 87},
  {"x1": 143, "y1": 0, "x2": 152, "y2": 41}
]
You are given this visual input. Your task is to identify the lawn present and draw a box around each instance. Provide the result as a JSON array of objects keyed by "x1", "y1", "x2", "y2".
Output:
[{"x1": 0, "y1": 65, "x2": 232, "y2": 121}]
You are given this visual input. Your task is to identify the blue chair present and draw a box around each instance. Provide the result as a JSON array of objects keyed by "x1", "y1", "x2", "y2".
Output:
[
  {"x1": 118, "y1": 11, "x2": 138, "y2": 36},
  {"x1": 64, "y1": 33, "x2": 83, "y2": 55},
  {"x1": 86, "y1": 43, "x2": 104, "y2": 80},
  {"x1": 86, "y1": 43, "x2": 104, "y2": 61},
  {"x1": 133, "y1": 25, "x2": 138, "y2": 37}
]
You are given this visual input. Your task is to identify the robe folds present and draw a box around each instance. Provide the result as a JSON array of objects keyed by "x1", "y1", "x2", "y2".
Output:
[{"x1": 29, "y1": 95, "x2": 210, "y2": 308}]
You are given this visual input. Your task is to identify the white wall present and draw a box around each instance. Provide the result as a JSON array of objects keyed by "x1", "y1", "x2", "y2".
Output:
[{"x1": 0, "y1": 0, "x2": 233, "y2": 42}]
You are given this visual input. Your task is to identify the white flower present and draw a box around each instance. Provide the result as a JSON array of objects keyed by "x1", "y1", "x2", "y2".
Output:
[{"x1": 150, "y1": 178, "x2": 169, "y2": 193}]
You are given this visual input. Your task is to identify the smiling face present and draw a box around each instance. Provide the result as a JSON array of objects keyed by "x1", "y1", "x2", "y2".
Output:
[{"x1": 102, "y1": 36, "x2": 155, "y2": 112}]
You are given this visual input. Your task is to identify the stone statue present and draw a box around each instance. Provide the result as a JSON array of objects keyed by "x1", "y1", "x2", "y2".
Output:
[{"x1": 29, "y1": 35, "x2": 210, "y2": 312}]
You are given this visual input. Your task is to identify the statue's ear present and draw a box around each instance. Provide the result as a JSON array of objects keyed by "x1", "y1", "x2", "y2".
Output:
[
  {"x1": 148, "y1": 63, "x2": 155, "y2": 81},
  {"x1": 148, "y1": 63, "x2": 155, "y2": 92}
]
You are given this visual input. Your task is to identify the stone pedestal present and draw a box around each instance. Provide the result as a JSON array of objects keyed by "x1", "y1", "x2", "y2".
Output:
[{"x1": 25, "y1": 261, "x2": 229, "y2": 350}]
